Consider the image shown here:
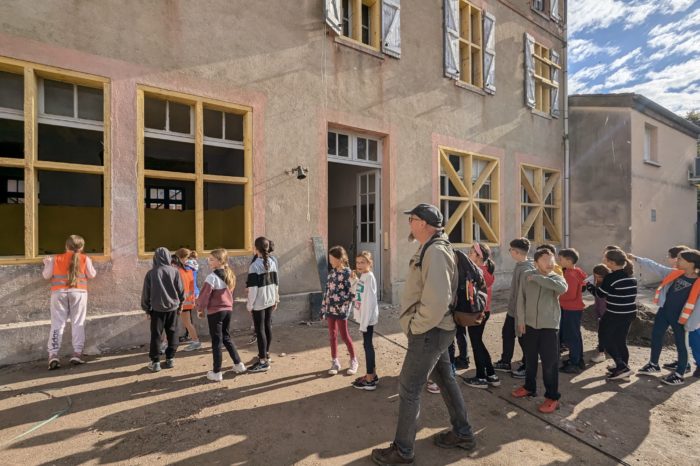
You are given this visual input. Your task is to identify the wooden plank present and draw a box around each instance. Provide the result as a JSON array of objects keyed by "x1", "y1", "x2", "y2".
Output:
[
  {"x1": 143, "y1": 169, "x2": 197, "y2": 181},
  {"x1": 136, "y1": 89, "x2": 145, "y2": 255},
  {"x1": 102, "y1": 82, "x2": 111, "y2": 257},
  {"x1": 353, "y1": 0, "x2": 362, "y2": 42},
  {"x1": 138, "y1": 85, "x2": 252, "y2": 115},
  {"x1": 521, "y1": 206, "x2": 540, "y2": 237},
  {"x1": 543, "y1": 209, "x2": 560, "y2": 243},
  {"x1": 243, "y1": 110, "x2": 253, "y2": 252},
  {"x1": 473, "y1": 205, "x2": 497, "y2": 244},
  {"x1": 444, "y1": 201, "x2": 470, "y2": 236},
  {"x1": 520, "y1": 167, "x2": 541, "y2": 205},
  {"x1": 33, "y1": 160, "x2": 104, "y2": 174},
  {"x1": 542, "y1": 171, "x2": 561, "y2": 203},
  {"x1": 440, "y1": 149, "x2": 469, "y2": 197},
  {"x1": 491, "y1": 162, "x2": 500, "y2": 244},
  {"x1": 195, "y1": 101, "x2": 204, "y2": 254},
  {"x1": 371, "y1": 0, "x2": 381, "y2": 49},
  {"x1": 201, "y1": 174, "x2": 248, "y2": 185},
  {"x1": 0, "y1": 157, "x2": 24, "y2": 167},
  {"x1": 472, "y1": 159, "x2": 496, "y2": 194},
  {"x1": 23, "y1": 67, "x2": 37, "y2": 259}
]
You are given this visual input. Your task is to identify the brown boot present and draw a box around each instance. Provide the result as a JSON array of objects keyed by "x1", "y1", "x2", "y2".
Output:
[
  {"x1": 371, "y1": 444, "x2": 414, "y2": 466},
  {"x1": 433, "y1": 430, "x2": 476, "y2": 450}
]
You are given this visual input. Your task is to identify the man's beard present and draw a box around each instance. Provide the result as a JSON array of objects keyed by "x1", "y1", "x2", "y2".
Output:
[{"x1": 408, "y1": 232, "x2": 416, "y2": 243}]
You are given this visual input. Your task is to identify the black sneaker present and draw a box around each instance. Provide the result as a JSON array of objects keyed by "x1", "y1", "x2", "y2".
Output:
[
  {"x1": 560, "y1": 364, "x2": 581, "y2": 374},
  {"x1": 578, "y1": 359, "x2": 586, "y2": 370},
  {"x1": 637, "y1": 362, "x2": 661, "y2": 376},
  {"x1": 352, "y1": 377, "x2": 378, "y2": 391},
  {"x1": 486, "y1": 374, "x2": 501, "y2": 387},
  {"x1": 511, "y1": 364, "x2": 526, "y2": 379},
  {"x1": 455, "y1": 357, "x2": 470, "y2": 370},
  {"x1": 661, "y1": 372, "x2": 684, "y2": 386},
  {"x1": 607, "y1": 367, "x2": 632, "y2": 381},
  {"x1": 463, "y1": 377, "x2": 489, "y2": 389},
  {"x1": 248, "y1": 361, "x2": 270, "y2": 373},
  {"x1": 163, "y1": 359, "x2": 174, "y2": 369},
  {"x1": 493, "y1": 360, "x2": 511, "y2": 372},
  {"x1": 662, "y1": 360, "x2": 678, "y2": 370}
]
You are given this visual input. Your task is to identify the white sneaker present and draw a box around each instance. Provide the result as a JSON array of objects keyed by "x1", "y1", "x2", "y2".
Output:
[
  {"x1": 183, "y1": 341, "x2": 202, "y2": 352},
  {"x1": 328, "y1": 359, "x2": 341, "y2": 375},
  {"x1": 206, "y1": 370, "x2": 223, "y2": 382},
  {"x1": 232, "y1": 362, "x2": 247, "y2": 374},
  {"x1": 591, "y1": 352, "x2": 606, "y2": 363},
  {"x1": 347, "y1": 358, "x2": 359, "y2": 375}
]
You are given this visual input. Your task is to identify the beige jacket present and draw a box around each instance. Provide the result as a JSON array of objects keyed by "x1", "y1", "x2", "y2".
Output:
[{"x1": 399, "y1": 236, "x2": 457, "y2": 335}]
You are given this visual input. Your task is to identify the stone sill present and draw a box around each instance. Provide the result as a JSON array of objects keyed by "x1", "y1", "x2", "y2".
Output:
[
  {"x1": 455, "y1": 80, "x2": 487, "y2": 96},
  {"x1": 334, "y1": 36, "x2": 384, "y2": 60},
  {"x1": 643, "y1": 160, "x2": 662, "y2": 167}
]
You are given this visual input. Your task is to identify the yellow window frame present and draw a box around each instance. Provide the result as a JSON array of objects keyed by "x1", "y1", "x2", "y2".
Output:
[
  {"x1": 439, "y1": 146, "x2": 500, "y2": 247},
  {"x1": 136, "y1": 86, "x2": 253, "y2": 258},
  {"x1": 458, "y1": 0, "x2": 483, "y2": 88},
  {"x1": 520, "y1": 164, "x2": 561, "y2": 243},
  {"x1": 342, "y1": 0, "x2": 381, "y2": 50},
  {"x1": 0, "y1": 58, "x2": 111, "y2": 265},
  {"x1": 533, "y1": 43, "x2": 560, "y2": 113}
]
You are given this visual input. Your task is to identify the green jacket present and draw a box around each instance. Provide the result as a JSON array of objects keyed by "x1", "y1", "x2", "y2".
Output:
[{"x1": 515, "y1": 269, "x2": 568, "y2": 332}]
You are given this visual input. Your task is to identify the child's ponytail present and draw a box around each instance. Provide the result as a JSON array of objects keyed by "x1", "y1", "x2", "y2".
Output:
[
  {"x1": 66, "y1": 235, "x2": 85, "y2": 288},
  {"x1": 605, "y1": 249, "x2": 634, "y2": 277},
  {"x1": 254, "y1": 236, "x2": 274, "y2": 271},
  {"x1": 624, "y1": 259, "x2": 634, "y2": 277},
  {"x1": 211, "y1": 248, "x2": 236, "y2": 290}
]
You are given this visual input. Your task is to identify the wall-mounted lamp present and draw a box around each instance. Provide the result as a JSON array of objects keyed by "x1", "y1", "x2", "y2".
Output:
[{"x1": 287, "y1": 165, "x2": 309, "y2": 180}]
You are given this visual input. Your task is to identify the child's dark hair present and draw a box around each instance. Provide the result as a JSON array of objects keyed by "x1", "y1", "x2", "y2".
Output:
[
  {"x1": 558, "y1": 248, "x2": 579, "y2": 264},
  {"x1": 329, "y1": 245, "x2": 349, "y2": 268},
  {"x1": 254, "y1": 236, "x2": 275, "y2": 270},
  {"x1": 592, "y1": 263, "x2": 611, "y2": 277},
  {"x1": 605, "y1": 249, "x2": 634, "y2": 276},
  {"x1": 679, "y1": 249, "x2": 700, "y2": 274},
  {"x1": 473, "y1": 242, "x2": 495, "y2": 275},
  {"x1": 173, "y1": 248, "x2": 191, "y2": 269},
  {"x1": 537, "y1": 244, "x2": 557, "y2": 255},
  {"x1": 534, "y1": 248, "x2": 553, "y2": 262},
  {"x1": 509, "y1": 237, "x2": 530, "y2": 253},
  {"x1": 668, "y1": 245, "x2": 690, "y2": 259},
  {"x1": 605, "y1": 245, "x2": 622, "y2": 251},
  {"x1": 188, "y1": 250, "x2": 198, "y2": 259}
]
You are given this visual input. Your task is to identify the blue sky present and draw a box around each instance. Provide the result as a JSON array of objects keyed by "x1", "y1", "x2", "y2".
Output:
[{"x1": 568, "y1": 0, "x2": 700, "y2": 116}]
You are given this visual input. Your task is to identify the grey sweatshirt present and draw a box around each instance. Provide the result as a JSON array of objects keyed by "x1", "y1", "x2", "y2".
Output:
[
  {"x1": 141, "y1": 247, "x2": 185, "y2": 313},
  {"x1": 515, "y1": 269, "x2": 568, "y2": 331},
  {"x1": 507, "y1": 259, "x2": 535, "y2": 317}
]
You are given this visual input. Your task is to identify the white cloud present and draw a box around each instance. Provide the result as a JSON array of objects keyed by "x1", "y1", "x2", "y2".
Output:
[
  {"x1": 610, "y1": 48, "x2": 643, "y2": 69},
  {"x1": 569, "y1": 0, "x2": 696, "y2": 34},
  {"x1": 569, "y1": 38, "x2": 620, "y2": 63},
  {"x1": 606, "y1": 67, "x2": 637, "y2": 87},
  {"x1": 649, "y1": 7, "x2": 700, "y2": 36}
]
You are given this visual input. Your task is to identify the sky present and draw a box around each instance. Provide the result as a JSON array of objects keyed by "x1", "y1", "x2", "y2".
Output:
[{"x1": 568, "y1": 0, "x2": 700, "y2": 117}]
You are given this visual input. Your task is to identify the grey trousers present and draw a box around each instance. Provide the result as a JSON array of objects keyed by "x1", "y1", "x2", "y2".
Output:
[{"x1": 394, "y1": 326, "x2": 474, "y2": 458}]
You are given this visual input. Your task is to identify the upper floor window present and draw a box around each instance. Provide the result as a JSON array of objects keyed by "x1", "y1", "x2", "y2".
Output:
[
  {"x1": 644, "y1": 123, "x2": 659, "y2": 165},
  {"x1": 524, "y1": 34, "x2": 560, "y2": 117},
  {"x1": 532, "y1": 0, "x2": 560, "y2": 20}
]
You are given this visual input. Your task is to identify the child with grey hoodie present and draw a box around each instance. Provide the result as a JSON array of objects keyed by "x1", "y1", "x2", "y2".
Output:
[{"x1": 141, "y1": 247, "x2": 185, "y2": 372}]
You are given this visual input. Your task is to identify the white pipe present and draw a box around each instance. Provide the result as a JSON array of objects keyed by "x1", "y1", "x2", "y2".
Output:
[{"x1": 563, "y1": 1, "x2": 570, "y2": 248}]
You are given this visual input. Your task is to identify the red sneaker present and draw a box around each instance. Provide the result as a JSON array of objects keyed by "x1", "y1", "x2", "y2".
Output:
[
  {"x1": 511, "y1": 386, "x2": 533, "y2": 398},
  {"x1": 538, "y1": 398, "x2": 560, "y2": 413}
]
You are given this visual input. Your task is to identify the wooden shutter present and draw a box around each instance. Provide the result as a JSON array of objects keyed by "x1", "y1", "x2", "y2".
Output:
[
  {"x1": 524, "y1": 33, "x2": 536, "y2": 109},
  {"x1": 382, "y1": 0, "x2": 401, "y2": 58},
  {"x1": 444, "y1": 0, "x2": 460, "y2": 79},
  {"x1": 324, "y1": 0, "x2": 342, "y2": 35},
  {"x1": 550, "y1": 49, "x2": 560, "y2": 118},
  {"x1": 483, "y1": 12, "x2": 496, "y2": 94},
  {"x1": 550, "y1": 0, "x2": 560, "y2": 21}
]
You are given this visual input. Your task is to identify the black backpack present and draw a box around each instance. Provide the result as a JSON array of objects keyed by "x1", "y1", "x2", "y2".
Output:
[{"x1": 417, "y1": 235, "x2": 488, "y2": 326}]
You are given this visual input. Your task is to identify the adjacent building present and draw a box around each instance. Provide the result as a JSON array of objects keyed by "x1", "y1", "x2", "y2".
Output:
[{"x1": 0, "y1": 0, "x2": 566, "y2": 364}]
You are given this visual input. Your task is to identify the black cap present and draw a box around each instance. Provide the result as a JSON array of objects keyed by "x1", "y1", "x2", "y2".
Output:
[{"x1": 403, "y1": 203, "x2": 443, "y2": 228}]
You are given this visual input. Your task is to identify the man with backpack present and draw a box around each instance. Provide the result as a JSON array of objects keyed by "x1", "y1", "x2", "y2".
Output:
[{"x1": 371, "y1": 204, "x2": 475, "y2": 466}]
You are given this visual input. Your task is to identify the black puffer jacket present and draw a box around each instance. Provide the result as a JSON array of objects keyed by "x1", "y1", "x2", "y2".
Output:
[{"x1": 141, "y1": 247, "x2": 184, "y2": 313}]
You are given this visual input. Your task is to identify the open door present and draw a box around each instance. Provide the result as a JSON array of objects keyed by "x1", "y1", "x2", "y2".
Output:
[{"x1": 357, "y1": 169, "x2": 381, "y2": 298}]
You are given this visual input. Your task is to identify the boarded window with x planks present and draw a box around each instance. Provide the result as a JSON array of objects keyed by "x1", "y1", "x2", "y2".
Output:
[
  {"x1": 520, "y1": 164, "x2": 561, "y2": 243},
  {"x1": 439, "y1": 147, "x2": 500, "y2": 246}
]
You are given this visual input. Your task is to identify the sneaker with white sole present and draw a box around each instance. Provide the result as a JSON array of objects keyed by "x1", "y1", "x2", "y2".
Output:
[
  {"x1": 591, "y1": 352, "x2": 606, "y2": 363},
  {"x1": 70, "y1": 354, "x2": 86, "y2": 365},
  {"x1": 328, "y1": 359, "x2": 341, "y2": 375},
  {"x1": 183, "y1": 340, "x2": 202, "y2": 352},
  {"x1": 463, "y1": 377, "x2": 489, "y2": 389},
  {"x1": 426, "y1": 381, "x2": 441, "y2": 394},
  {"x1": 637, "y1": 362, "x2": 661, "y2": 376},
  {"x1": 347, "y1": 358, "x2": 359, "y2": 375},
  {"x1": 493, "y1": 360, "x2": 512, "y2": 372},
  {"x1": 511, "y1": 364, "x2": 526, "y2": 379},
  {"x1": 661, "y1": 372, "x2": 684, "y2": 386},
  {"x1": 206, "y1": 370, "x2": 223, "y2": 382},
  {"x1": 248, "y1": 361, "x2": 270, "y2": 373},
  {"x1": 607, "y1": 367, "x2": 632, "y2": 381},
  {"x1": 486, "y1": 374, "x2": 501, "y2": 387},
  {"x1": 163, "y1": 359, "x2": 174, "y2": 369},
  {"x1": 232, "y1": 362, "x2": 247, "y2": 374},
  {"x1": 148, "y1": 361, "x2": 161, "y2": 372},
  {"x1": 48, "y1": 356, "x2": 61, "y2": 370}
]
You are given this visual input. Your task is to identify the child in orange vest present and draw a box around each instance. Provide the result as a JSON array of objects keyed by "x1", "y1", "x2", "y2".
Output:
[
  {"x1": 42, "y1": 235, "x2": 96, "y2": 370},
  {"x1": 637, "y1": 249, "x2": 700, "y2": 385},
  {"x1": 173, "y1": 248, "x2": 201, "y2": 351}
]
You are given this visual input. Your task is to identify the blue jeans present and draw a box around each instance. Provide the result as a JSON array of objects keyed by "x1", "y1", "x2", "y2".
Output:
[
  {"x1": 561, "y1": 310, "x2": 583, "y2": 365},
  {"x1": 394, "y1": 327, "x2": 473, "y2": 458},
  {"x1": 689, "y1": 329, "x2": 700, "y2": 366},
  {"x1": 650, "y1": 306, "x2": 688, "y2": 375}
]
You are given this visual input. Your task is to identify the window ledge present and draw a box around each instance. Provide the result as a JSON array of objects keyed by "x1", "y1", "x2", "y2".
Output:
[
  {"x1": 643, "y1": 160, "x2": 662, "y2": 167},
  {"x1": 532, "y1": 109, "x2": 552, "y2": 120},
  {"x1": 455, "y1": 81, "x2": 487, "y2": 96},
  {"x1": 0, "y1": 255, "x2": 111, "y2": 266},
  {"x1": 334, "y1": 35, "x2": 384, "y2": 60},
  {"x1": 531, "y1": 7, "x2": 551, "y2": 21}
]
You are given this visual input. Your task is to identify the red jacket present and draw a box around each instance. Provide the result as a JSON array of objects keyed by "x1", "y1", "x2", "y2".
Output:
[
  {"x1": 559, "y1": 266, "x2": 587, "y2": 311},
  {"x1": 480, "y1": 264, "x2": 495, "y2": 312}
]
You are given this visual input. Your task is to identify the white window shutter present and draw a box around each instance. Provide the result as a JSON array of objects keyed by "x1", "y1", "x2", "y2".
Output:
[
  {"x1": 324, "y1": 0, "x2": 342, "y2": 35},
  {"x1": 550, "y1": 49, "x2": 560, "y2": 118},
  {"x1": 382, "y1": 0, "x2": 401, "y2": 58},
  {"x1": 444, "y1": 0, "x2": 460, "y2": 79},
  {"x1": 524, "y1": 33, "x2": 536, "y2": 109},
  {"x1": 550, "y1": 0, "x2": 560, "y2": 21},
  {"x1": 483, "y1": 12, "x2": 496, "y2": 94}
]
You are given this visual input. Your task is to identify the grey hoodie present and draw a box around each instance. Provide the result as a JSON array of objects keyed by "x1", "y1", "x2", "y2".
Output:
[
  {"x1": 516, "y1": 269, "x2": 568, "y2": 331},
  {"x1": 507, "y1": 259, "x2": 535, "y2": 317},
  {"x1": 141, "y1": 247, "x2": 185, "y2": 313}
]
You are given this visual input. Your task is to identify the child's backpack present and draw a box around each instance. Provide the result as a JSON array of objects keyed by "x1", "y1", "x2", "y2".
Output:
[{"x1": 417, "y1": 235, "x2": 488, "y2": 327}]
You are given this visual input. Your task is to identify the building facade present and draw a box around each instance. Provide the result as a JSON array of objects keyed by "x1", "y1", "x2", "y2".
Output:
[
  {"x1": 569, "y1": 94, "x2": 700, "y2": 277},
  {"x1": 0, "y1": 0, "x2": 566, "y2": 364}
]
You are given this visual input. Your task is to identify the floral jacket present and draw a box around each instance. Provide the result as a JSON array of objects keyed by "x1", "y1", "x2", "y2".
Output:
[{"x1": 321, "y1": 267, "x2": 353, "y2": 319}]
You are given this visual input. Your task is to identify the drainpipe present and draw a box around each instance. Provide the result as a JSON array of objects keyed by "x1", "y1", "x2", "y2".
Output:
[{"x1": 563, "y1": 2, "x2": 570, "y2": 248}]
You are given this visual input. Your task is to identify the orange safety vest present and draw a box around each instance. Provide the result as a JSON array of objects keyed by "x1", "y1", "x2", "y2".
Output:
[
  {"x1": 178, "y1": 267, "x2": 196, "y2": 310},
  {"x1": 51, "y1": 252, "x2": 88, "y2": 291},
  {"x1": 653, "y1": 269, "x2": 700, "y2": 325}
]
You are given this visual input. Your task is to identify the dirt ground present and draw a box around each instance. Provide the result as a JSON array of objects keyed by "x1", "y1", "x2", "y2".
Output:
[{"x1": 1, "y1": 291, "x2": 698, "y2": 466}]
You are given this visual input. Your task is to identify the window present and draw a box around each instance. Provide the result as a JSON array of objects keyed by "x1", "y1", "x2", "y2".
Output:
[
  {"x1": 138, "y1": 88, "x2": 251, "y2": 255},
  {"x1": 532, "y1": 0, "x2": 545, "y2": 12},
  {"x1": 0, "y1": 62, "x2": 109, "y2": 261},
  {"x1": 327, "y1": 130, "x2": 381, "y2": 166},
  {"x1": 644, "y1": 123, "x2": 659, "y2": 164},
  {"x1": 438, "y1": 147, "x2": 500, "y2": 246},
  {"x1": 520, "y1": 164, "x2": 561, "y2": 243},
  {"x1": 524, "y1": 35, "x2": 560, "y2": 116},
  {"x1": 459, "y1": 1, "x2": 483, "y2": 88},
  {"x1": 340, "y1": 0, "x2": 380, "y2": 48}
]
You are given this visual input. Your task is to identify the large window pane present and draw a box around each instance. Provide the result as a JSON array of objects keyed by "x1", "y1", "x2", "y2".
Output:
[
  {"x1": 0, "y1": 71, "x2": 23, "y2": 110},
  {"x1": 38, "y1": 124, "x2": 104, "y2": 165},
  {"x1": 38, "y1": 171, "x2": 103, "y2": 254},
  {"x1": 77, "y1": 86, "x2": 103, "y2": 121},
  {"x1": 0, "y1": 167, "x2": 24, "y2": 255},
  {"x1": 144, "y1": 97, "x2": 166, "y2": 130},
  {"x1": 43, "y1": 80, "x2": 74, "y2": 117},
  {"x1": 144, "y1": 178, "x2": 195, "y2": 252},
  {"x1": 204, "y1": 145, "x2": 244, "y2": 177},
  {"x1": 0, "y1": 119, "x2": 24, "y2": 159},
  {"x1": 204, "y1": 108, "x2": 223, "y2": 139},
  {"x1": 225, "y1": 113, "x2": 243, "y2": 141},
  {"x1": 168, "y1": 101, "x2": 191, "y2": 134},
  {"x1": 144, "y1": 138, "x2": 195, "y2": 173},
  {"x1": 204, "y1": 183, "x2": 244, "y2": 250}
]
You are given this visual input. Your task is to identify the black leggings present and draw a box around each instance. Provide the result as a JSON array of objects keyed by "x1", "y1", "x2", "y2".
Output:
[
  {"x1": 468, "y1": 312, "x2": 494, "y2": 378},
  {"x1": 207, "y1": 311, "x2": 241, "y2": 372},
  {"x1": 253, "y1": 307, "x2": 273, "y2": 360},
  {"x1": 363, "y1": 325, "x2": 376, "y2": 374},
  {"x1": 600, "y1": 312, "x2": 635, "y2": 370}
]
